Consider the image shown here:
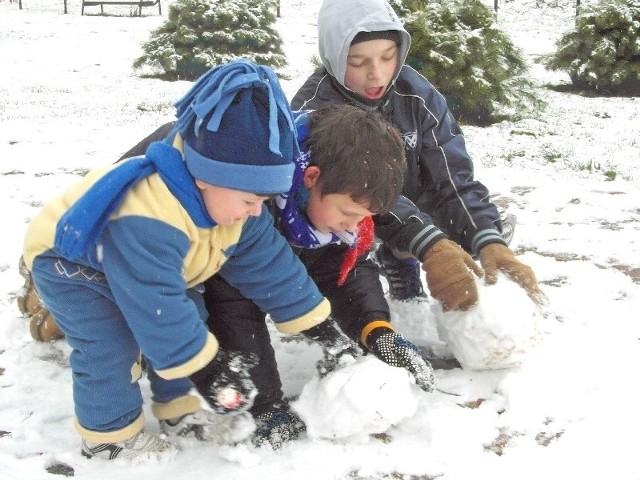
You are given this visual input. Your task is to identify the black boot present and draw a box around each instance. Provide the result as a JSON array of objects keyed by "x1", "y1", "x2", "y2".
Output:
[{"x1": 376, "y1": 245, "x2": 428, "y2": 301}]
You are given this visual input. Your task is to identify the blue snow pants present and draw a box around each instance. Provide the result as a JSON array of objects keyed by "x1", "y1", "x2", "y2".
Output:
[{"x1": 30, "y1": 254, "x2": 205, "y2": 433}]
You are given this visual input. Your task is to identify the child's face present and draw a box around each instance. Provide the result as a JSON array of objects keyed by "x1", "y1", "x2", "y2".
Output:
[
  {"x1": 303, "y1": 167, "x2": 374, "y2": 234},
  {"x1": 344, "y1": 39, "x2": 399, "y2": 101},
  {"x1": 195, "y1": 179, "x2": 269, "y2": 226}
]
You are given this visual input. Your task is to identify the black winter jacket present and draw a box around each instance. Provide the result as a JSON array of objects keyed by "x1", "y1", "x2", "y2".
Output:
[{"x1": 292, "y1": 66, "x2": 507, "y2": 256}]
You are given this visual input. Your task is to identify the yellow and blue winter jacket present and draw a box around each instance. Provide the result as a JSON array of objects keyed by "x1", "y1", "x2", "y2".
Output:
[{"x1": 23, "y1": 140, "x2": 330, "y2": 380}]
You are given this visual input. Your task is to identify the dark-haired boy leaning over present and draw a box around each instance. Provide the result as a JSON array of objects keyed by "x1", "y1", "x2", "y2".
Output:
[{"x1": 201, "y1": 104, "x2": 438, "y2": 448}]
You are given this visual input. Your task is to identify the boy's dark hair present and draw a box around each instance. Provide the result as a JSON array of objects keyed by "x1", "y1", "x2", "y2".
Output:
[{"x1": 305, "y1": 105, "x2": 405, "y2": 214}]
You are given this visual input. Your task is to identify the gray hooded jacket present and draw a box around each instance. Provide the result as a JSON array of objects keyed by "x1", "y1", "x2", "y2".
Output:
[{"x1": 292, "y1": 0, "x2": 506, "y2": 258}]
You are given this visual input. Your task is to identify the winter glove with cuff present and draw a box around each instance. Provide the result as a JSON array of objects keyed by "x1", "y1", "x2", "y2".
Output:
[
  {"x1": 361, "y1": 320, "x2": 436, "y2": 392},
  {"x1": 302, "y1": 319, "x2": 362, "y2": 377},
  {"x1": 190, "y1": 349, "x2": 258, "y2": 415},
  {"x1": 422, "y1": 238, "x2": 484, "y2": 312},
  {"x1": 479, "y1": 243, "x2": 546, "y2": 305}
]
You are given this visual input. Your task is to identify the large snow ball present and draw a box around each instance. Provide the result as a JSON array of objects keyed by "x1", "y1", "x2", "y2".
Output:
[
  {"x1": 292, "y1": 355, "x2": 422, "y2": 440},
  {"x1": 435, "y1": 272, "x2": 542, "y2": 370}
]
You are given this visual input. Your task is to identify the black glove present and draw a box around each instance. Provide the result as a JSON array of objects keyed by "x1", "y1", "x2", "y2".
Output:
[
  {"x1": 302, "y1": 320, "x2": 362, "y2": 377},
  {"x1": 190, "y1": 349, "x2": 258, "y2": 415},
  {"x1": 365, "y1": 327, "x2": 436, "y2": 393}
]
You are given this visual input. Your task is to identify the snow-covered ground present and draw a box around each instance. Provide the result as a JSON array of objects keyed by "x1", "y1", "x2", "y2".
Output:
[{"x1": 1, "y1": 0, "x2": 639, "y2": 479}]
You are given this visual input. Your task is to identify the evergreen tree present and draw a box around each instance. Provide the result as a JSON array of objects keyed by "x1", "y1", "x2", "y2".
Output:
[
  {"x1": 545, "y1": 0, "x2": 640, "y2": 94},
  {"x1": 133, "y1": 0, "x2": 287, "y2": 81},
  {"x1": 389, "y1": 0, "x2": 543, "y2": 125}
]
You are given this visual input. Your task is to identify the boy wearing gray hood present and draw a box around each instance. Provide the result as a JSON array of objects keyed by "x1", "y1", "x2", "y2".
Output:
[{"x1": 292, "y1": 0, "x2": 544, "y2": 309}]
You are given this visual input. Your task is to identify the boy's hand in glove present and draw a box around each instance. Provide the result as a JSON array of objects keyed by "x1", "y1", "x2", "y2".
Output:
[
  {"x1": 302, "y1": 319, "x2": 362, "y2": 377},
  {"x1": 361, "y1": 321, "x2": 436, "y2": 392},
  {"x1": 479, "y1": 243, "x2": 547, "y2": 305},
  {"x1": 422, "y1": 238, "x2": 483, "y2": 312},
  {"x1": 190, "y1": 349, "x2": 258, "y2": 415}
]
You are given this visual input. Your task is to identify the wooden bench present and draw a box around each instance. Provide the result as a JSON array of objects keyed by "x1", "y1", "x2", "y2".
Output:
[{"x1": 81, "y1": 0, "x2": 161, "y2": 16}]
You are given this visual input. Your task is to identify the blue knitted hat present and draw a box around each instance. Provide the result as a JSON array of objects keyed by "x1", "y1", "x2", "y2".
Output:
[{"x1": 175, "y1": 60, "x2": 296, "y2": 194}]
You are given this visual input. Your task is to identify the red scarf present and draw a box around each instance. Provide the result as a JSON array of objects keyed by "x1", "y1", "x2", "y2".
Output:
[{"x1": 337, "y1": 216, "x2": 375, "y2": 286}]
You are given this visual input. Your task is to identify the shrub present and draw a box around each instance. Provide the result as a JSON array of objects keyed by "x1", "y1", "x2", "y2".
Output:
[
  {"x1": 545, "y1": 0, "x2": 640, "y2": 94},
  {"x1": 390, "y1": 0, "x2": 543, "y2": 125},
  {"x1": 133, "y1": 0, "x2": 286, "y2": 81}
]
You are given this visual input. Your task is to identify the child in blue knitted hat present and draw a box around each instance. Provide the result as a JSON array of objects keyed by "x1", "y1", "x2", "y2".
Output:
[{"x1": 22, "y1": 60, "x2": 360, "y2": 461}]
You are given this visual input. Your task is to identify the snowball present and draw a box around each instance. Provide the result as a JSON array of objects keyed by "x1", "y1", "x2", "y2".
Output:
[
  {"x1": 292, "y1": 356, "x2": 422, "y2": 440},
  {"x1": 435, "y1": 272, "x2": 542, "y2": 370}
]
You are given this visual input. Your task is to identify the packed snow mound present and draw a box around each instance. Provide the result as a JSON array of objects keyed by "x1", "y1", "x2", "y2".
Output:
[
  {"x1": 435, "y1": 272, "x2": 542, "y2": 370},
  {"x1": 292, "y1": 355, "x2": 422, "y2": 441}
]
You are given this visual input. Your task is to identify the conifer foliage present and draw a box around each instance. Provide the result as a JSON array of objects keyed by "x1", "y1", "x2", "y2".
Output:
[
  {"x1": 133, "y1": 0, "x2": 287, "y2": 81},
  {"x1": 545, "y1": 0, "x2": 640, "y2": 94},
  {"x1": 389, "y1": 0, "x2": 542, "y2": 125}
]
